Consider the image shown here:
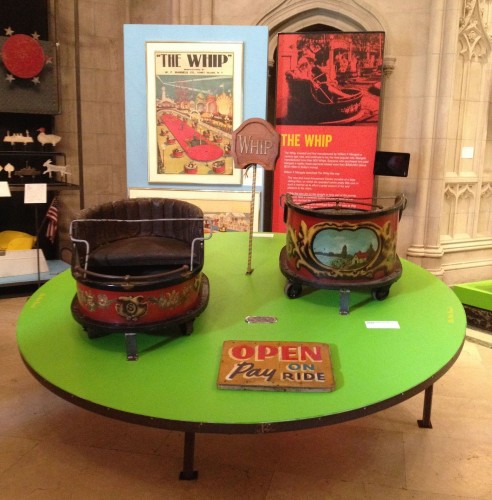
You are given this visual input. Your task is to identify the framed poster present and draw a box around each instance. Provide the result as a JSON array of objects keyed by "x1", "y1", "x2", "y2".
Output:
[
  {"x1": 128, "y1": 188, "x2": 260, "y2": 232},
  {"x1": 146, "y1": 41, "x2": 243, "y2": 185},
  {"x1": 272, "y1": 32, "x2": 385, "y2": 232}
]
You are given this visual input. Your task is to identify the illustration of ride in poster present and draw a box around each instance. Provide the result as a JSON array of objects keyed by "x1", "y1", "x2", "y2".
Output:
[
  {"x1": 145, "y1": 41, "x2": 243, "y2": 184},
  {"x1": 272, "y1": 32, "x2": 385, "y2": 231}
]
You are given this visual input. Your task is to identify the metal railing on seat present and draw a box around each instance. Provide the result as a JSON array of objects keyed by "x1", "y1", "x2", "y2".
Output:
[{"x1": 69, "y1": 217, "x2": 213, "y2": 280}]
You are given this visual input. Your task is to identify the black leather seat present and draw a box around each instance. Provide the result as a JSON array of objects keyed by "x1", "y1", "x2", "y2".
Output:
[{"x1": 70, "y1": 197, "x2": 205, "y2": 281}]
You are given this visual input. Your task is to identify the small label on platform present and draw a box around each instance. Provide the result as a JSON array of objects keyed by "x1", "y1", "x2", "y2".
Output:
[
  {"x1": 365, "y1": 321, "x2": 400, "y2": 329},
  {"x1": 245, "y1": 316, "x2": 277, "y2": 324}
]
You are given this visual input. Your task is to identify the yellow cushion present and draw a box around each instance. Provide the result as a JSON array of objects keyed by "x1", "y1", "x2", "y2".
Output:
[{"x1": 0, "y1": 231, "x2": 36, "y2": 251}]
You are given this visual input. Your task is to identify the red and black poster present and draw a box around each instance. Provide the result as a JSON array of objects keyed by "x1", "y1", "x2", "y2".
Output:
[{"x1": 272, "y1": 32, "x2": 385, "y2": 232}]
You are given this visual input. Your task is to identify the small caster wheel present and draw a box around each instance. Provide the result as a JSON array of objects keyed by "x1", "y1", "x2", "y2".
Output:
[
  {"x1": 284, "y1": 282, "x2": 302, "y2": 299},
  {"x1": 372, "y1": 287, "x2": 390, "y2": 301},
  {"x1": 87, "y1": 328, "x2": 104, "y2": 339},
  {"x1": 180, "y1": 321, "x2": 194, "y2": 335}
]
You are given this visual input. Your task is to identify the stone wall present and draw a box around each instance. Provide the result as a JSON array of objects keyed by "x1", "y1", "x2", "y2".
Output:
[{"x1": 54, "y1": 0, "x2": 492, "y2": 284}]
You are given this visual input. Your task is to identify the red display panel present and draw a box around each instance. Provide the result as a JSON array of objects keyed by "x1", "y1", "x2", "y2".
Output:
[{"x1": 272, "y1": 32, "x2": 385, "y2": 232}]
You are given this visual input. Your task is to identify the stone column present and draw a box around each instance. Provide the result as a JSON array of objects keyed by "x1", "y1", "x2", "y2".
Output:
[{"x1": 406, "y1": 0, "x2": 462, "y2": 275}]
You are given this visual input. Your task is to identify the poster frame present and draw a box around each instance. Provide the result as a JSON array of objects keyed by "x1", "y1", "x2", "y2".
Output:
[{"x1": 145, "y1": 41, "x2": 243, "y2": 185}]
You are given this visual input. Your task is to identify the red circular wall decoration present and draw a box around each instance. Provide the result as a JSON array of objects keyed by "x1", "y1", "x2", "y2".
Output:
[{"x1": 2, "y1": 34, "x2": 45, "y2": 79}]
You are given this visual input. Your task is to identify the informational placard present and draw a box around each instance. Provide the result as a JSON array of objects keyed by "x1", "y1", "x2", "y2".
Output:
[
  {"x1": 24, "y1": 183, "x2": 47, "y2": 204},
  {"x1": 0, "y1": 181, "x2": 11, "y2": 197},
  {"x1": 217, "y1": 340, "x2": 336, "y2": 392},
  {"x1": 272, "y1": 32, "x2": 385, "y2": 231}
]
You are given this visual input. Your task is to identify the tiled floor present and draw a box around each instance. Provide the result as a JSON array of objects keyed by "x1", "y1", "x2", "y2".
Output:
[{"x1": 1, "y1": 293, "x2": 491, "y2": 499}]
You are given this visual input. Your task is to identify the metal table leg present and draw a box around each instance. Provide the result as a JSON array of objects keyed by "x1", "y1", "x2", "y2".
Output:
[
  {"x1": 179, "y1": 431, "x2": 198, "y2": 480},
  {"x1": 124, "y1": 332, "x2": 138, "y2": 361},
  {"x1": 417, "y1": 384, "x2": 433, "y2": 429},
  {"x1": 339, "y1": 289, "x2": 350, "y2": 315}
]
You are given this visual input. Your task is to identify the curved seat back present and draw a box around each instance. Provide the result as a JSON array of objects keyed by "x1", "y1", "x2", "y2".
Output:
[{"x1": 70, "y1": 198, "x2": 205, "y2": 274}]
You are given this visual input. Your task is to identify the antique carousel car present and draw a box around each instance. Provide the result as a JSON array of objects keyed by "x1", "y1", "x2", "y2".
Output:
[
  {"x1": 212, "y1": 160, "x2": 226, "y2": 174},
  {"x1": 171, "y1": 147, "x2": 184, "y2": 158},
  {"x1": 69, "y1": 197, "x2": 210, "y2": 359},
  {"x1": 280, "y1": 193, "x2": 407, "y2": 313}
]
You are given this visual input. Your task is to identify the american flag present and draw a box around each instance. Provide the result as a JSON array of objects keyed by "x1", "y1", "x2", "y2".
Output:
[{"x1": 45, "y1": 197, "x2": 59, "y2": 243}]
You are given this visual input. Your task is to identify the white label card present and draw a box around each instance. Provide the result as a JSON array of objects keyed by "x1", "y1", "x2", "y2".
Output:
[
  {"x1": 24, "y1": 183, "x2": 47, "y2": 204},
  {"x1": 0, "y1": 182, "x2": 11, "y2": 197},
  {"x1": 365, "y1": 321, "x2": 400, "y2": 329}
]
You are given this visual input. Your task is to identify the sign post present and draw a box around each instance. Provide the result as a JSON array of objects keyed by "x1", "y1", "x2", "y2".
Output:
[{"x1": 232, "y1": 118, "x2": 279, "y2": 274}]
